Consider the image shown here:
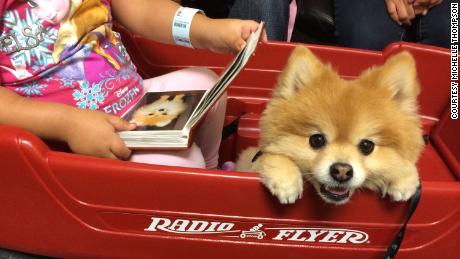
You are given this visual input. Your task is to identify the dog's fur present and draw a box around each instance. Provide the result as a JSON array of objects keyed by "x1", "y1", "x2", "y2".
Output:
[{"x1": 236, "y1": 46, "x2": 424, "y2": 205}]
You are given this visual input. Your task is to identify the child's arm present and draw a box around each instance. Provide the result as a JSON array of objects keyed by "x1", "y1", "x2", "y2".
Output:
[
  {"x1": 112, "y1": 0, "x2": 267, "y2": 54},
  {"x1": 0, "y1": 87, "x2": 135, "y2": 160}
]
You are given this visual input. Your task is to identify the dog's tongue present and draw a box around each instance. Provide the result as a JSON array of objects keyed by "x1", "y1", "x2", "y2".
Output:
[{"x1": 326, "y1": 186, "x2": 348, "y2": 195}]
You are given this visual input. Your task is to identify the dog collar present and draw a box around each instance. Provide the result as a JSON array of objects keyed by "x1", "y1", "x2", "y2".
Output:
[{"x1": 251, "y1": 150, "x2": 264, "y2": 163}]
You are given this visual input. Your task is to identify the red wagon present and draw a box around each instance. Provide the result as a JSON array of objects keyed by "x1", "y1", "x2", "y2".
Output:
[{"x1": 0, "y1": 26, "x2": 458, "y2": 258}]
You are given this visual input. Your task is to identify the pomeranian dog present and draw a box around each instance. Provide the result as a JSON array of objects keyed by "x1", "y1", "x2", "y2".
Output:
[
  {"x1": 130, "y1": 94, "x2": 187, "y2": 127},
  {"x1": 236, "y1": 46, "x2": 424, "y2": 205}
]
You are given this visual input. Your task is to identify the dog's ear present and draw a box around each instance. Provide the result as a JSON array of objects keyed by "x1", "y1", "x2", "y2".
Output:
[
  {"x1": 380, "y1": 51, "x2": 420, "y2": 100},
  {"x1": 174, "y1": 94, "x2": 185, "y2": 101},
  {"x1": 363, "y1": 51, "x2": 420, "y2": 112},
  {"x1": 276, "y1": 46, "x2": 328, "y2": 98}
]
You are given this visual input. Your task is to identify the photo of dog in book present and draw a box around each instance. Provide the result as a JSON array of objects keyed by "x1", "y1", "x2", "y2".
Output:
[
  {"x1": 130, "y1": 94, "x2": 187, "y2": 127},
  {"x1": 236, "y1": 46, "x2": 424, "y2": 205}
]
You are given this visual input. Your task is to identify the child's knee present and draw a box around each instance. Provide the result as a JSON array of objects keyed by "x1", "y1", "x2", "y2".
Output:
[
  {"x1": 182, "y1": 67, "x2": 218, "y2": 91},
  {"x1": 144, "y1": 67, "x2": 219, "y2": 92}
]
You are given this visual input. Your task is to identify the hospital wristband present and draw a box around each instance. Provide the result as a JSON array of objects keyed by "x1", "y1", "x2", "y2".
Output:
[{"x1": 172, "y1": 7, "x2": 204, "y2": 48}]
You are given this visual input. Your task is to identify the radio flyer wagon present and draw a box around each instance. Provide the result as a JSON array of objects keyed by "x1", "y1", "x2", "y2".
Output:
[{"x1": 0, "y1": 26, "x2": 458, "y2": 258}]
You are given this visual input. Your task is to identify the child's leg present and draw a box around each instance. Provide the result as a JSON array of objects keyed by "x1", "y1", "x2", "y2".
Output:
[
  {"x1": 193, "y1": 89, "x2": 227, "y2": 169},
  {"x1": 130, "y1": 143, "x2": 206, "y2": 168},
  {"x1": 131, "y1": 67, "x2": 226, "y2": 168}
]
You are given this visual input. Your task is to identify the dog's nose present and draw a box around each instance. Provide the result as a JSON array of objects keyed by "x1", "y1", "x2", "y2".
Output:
[{"x1": 329, "y1": 163, "x2": 353, "y2": 182}]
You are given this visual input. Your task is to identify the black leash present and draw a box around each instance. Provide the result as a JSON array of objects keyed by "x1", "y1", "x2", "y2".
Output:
[
  {"x1": 384, "y1": 135, "x2": 426, "y2": 258},
  {"x1": 383, "y1": 184, "x2": 422, "y2": 259}
]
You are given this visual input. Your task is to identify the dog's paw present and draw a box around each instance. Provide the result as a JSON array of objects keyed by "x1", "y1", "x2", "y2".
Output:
[
  {"x1": 263, "y1": 173, "x2": 303, "y2": 204},
  {"x1": 259, "y1": 154, "x2": 304, "y2": 204},
  {"x1": 387, "y1": 176, "x2": 419, "y2": 201}
]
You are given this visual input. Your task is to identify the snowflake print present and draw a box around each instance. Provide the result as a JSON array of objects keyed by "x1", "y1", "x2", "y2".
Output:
[
  {"x1": 15, "y1": 81, "x2": 46, "y2": 97},
  {"x1": 73, "y1": 81, "x2": 108, "y2": 110},
  {"x1": 2, "y1": 9, "x2": 57, "y2": 67},
  {"x1": 96, "y1": 66, "x2": 142, "y2": 94},
  {"x1": 59, "y1": 78, "x2": 78, "y2": 89},
  {"x1": 119, "y1": 65, "x2": 142, "y2": 84}
]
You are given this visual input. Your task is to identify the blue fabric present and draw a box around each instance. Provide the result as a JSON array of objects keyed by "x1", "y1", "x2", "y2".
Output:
[
  {"x1": 417, "y1": 1, "x2": 450, "y2": 48},
  {"x1": 334, "y1": 0, "x2": 450, "y2": 50},
  {"x1": 228, "y1": 0, "x2": 290, "y2": 41}
]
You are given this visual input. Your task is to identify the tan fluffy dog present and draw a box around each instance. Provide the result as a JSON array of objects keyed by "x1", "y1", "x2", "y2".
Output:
[{"x1": 236, "y1": 46, "x2": 424, "y2": 205}]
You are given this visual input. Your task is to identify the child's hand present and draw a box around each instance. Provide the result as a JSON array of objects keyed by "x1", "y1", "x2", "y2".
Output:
[
  {"x1": 191, "y1": 16, "x2": 267, "y2": 54},
  {"x1": 63, "y1": 109, "x2": 136, "y2": 160}
]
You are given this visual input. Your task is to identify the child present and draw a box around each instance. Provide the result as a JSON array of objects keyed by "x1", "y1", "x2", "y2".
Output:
[{"x1": 0, "y1": 0, "x2": 266, "y2": 168}]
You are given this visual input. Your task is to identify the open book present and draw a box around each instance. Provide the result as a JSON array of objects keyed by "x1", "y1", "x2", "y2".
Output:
[{"x1": 118, "y1": 22, "x2": 264, "y2": 150}]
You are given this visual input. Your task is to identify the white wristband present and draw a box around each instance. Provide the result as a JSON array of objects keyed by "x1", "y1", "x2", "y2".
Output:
[{"x1": 172, "y1": 7, "x2": 204, "y2": 48}]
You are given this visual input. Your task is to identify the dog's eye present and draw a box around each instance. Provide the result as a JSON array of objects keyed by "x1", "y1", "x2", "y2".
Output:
[
  {"x1": 309, "y1": 134, "x2": 326, "y2": 149},
  {"x1": 358, "y1": 139, "x2": 375, "y2": 155}
]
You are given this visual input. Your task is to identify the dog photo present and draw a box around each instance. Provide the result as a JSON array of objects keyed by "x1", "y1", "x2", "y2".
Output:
[{"x1": 123, "y1": 90, "x2": 205, "y2": 131}]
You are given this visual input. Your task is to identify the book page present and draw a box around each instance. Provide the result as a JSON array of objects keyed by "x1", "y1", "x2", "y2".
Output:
[{"x1": 185, "y1": 22, "x2": 265, "y2": 130}]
